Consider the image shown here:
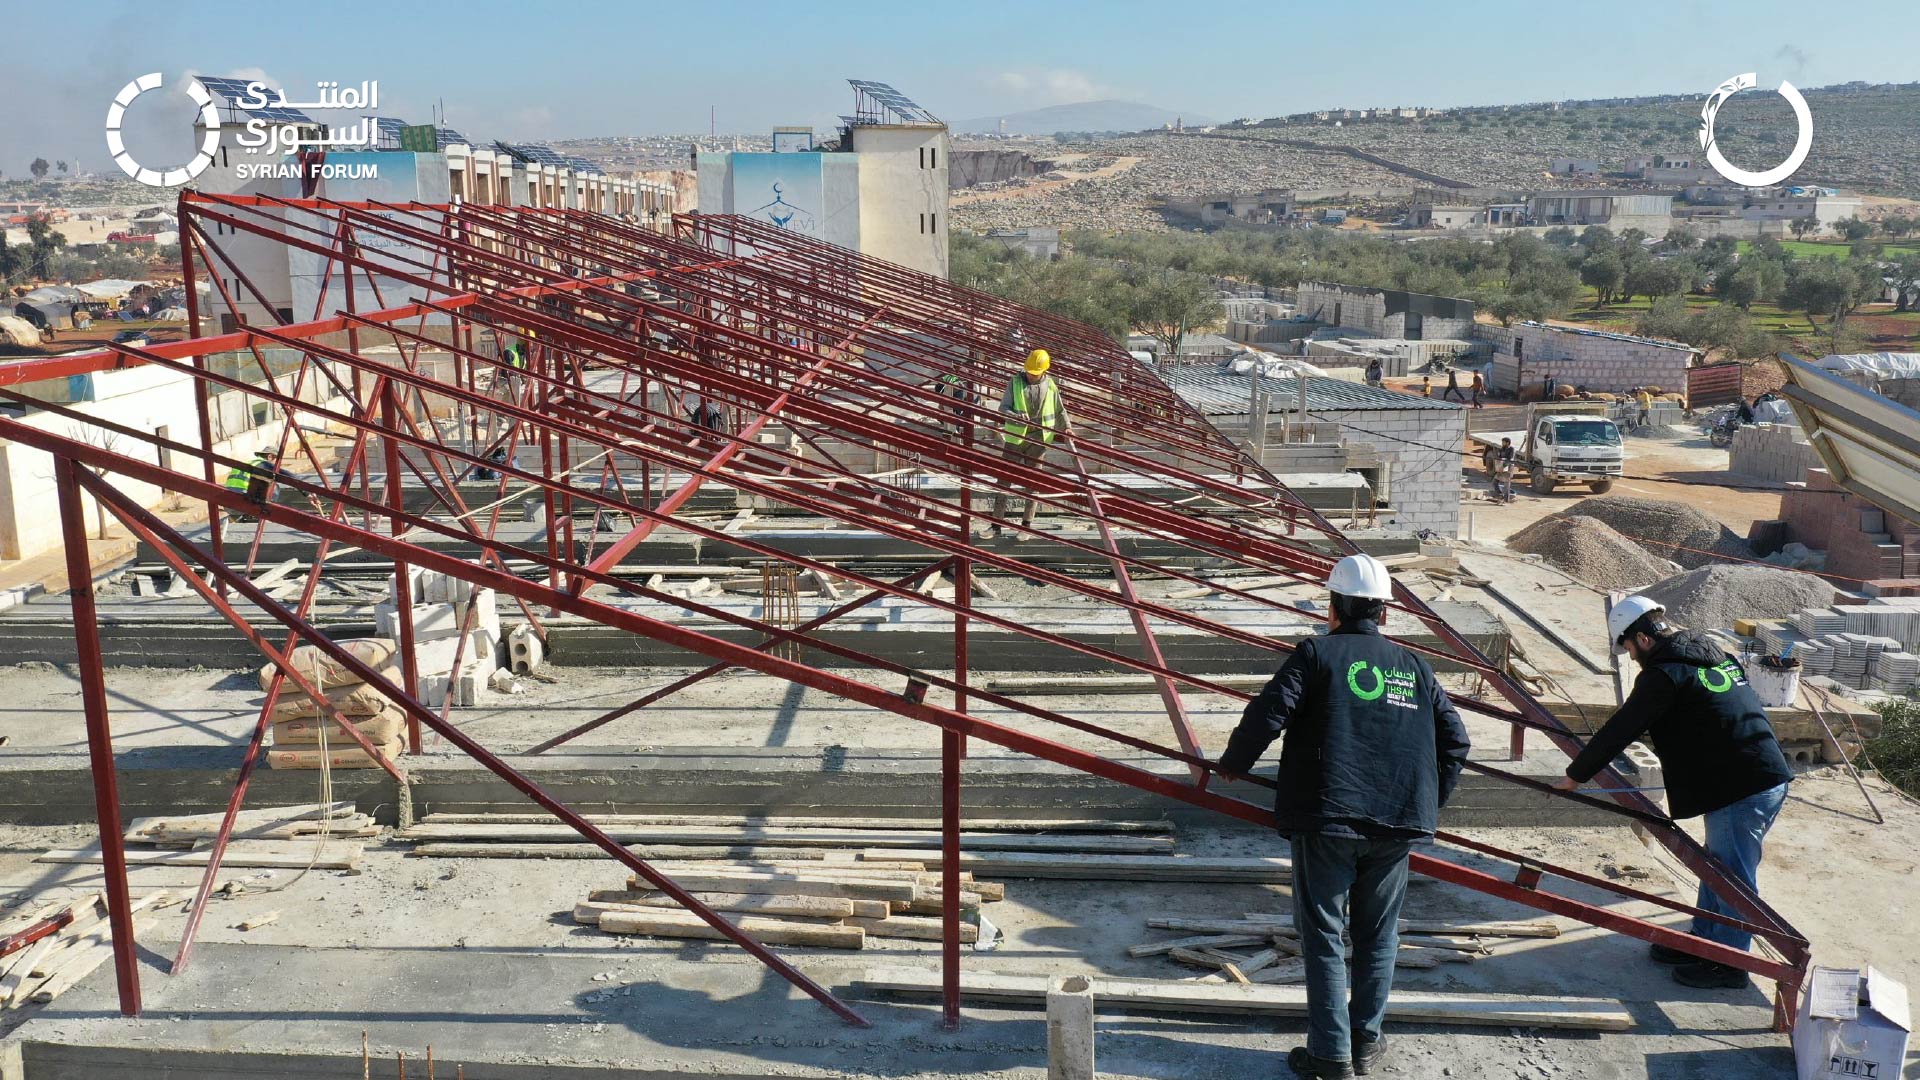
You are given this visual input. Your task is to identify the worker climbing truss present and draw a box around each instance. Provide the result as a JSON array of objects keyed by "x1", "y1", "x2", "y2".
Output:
[{"x1": 0, "y1": 192, "x2": 1809, "y2": 1030}]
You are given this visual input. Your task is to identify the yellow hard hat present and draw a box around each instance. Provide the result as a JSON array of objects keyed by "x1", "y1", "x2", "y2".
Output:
[{"x1": 1024, "y1": 349, "x2": 1051, "y2": 376}]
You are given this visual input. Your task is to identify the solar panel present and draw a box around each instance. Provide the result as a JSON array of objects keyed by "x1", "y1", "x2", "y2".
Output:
[
  {"x1": 501, "y1": 143, "x2": 568, "y2": 166},
  {"x1": 563, "y1": 156, "x2": 600, "y2": 174},
  {"x1": 194, "y1": 75, "x2": 317, "y2": 124},
  {"x1": 434, "y1": 127, "x2": 468, "y2": 148},
  {"x1": 372, "y1": 116, "x2": 408, "y2": 149},
  {"x1": 846, "y1": 79, "x2": 940, "y2": 125}
]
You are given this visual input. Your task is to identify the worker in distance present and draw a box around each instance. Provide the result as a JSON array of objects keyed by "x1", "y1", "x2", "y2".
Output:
[
  {"x1": 1553, "y1": 596, "x2": 1792, "y2": 989},
  {"x1": 1218, "y1": 553, "x2": 1472, "y2": 1079}
]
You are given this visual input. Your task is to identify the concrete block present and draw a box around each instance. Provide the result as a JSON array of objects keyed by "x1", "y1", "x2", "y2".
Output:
[
  {"x1": 412, "y1": 629, "x2": 499, "y2": 678},
  {"x1": 1046, "y1": 974, "x2": 1095, "y2": 1080},
  {"x1": 420, "y1": 656, "x2": 494, "y2": 709},
  {"x1": 509, "y1": 622, "x2": 545, "y2": 674},
  {"x1": 376, "y1": 601, "x2": 465, "y2": 643}
]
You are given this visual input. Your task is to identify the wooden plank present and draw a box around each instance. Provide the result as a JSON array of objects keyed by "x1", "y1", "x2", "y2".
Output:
[
  {"x1": 417, "y1": 813, "x2": 1172, "y2": 834},
  {"x1": 126, "y1": 802, "x2": 356, "y2": 842},
  {"x1": 612, "y1": 871, "x2": 915, "y2": 903},
  {"x1": 409, "y1": 844, "x2": 828, "y2": 861},
  {"x1": 852, "y1": 967, "x2": 1633, "y2": 1032},
  {"x1": 37, "y1": 843, "x2": 363, "y2": 870},
  {"x1": 582, "y1": 891, "x2": 856, "y2": 920},
  {"x1": 847, "y1": 916, "x2": 978, "y2": 943},
  {"x1": 396, "y1": 823, "x2": 1172, "y2": 854},
  {"x1": 979, "y1": 674, "x2": 1268, "y2": 696},
  {"x1": 597, "y1": 910, "x2": 863, "y2": 949},
  {"x1": 1240, "y1": 913, "x2": 1559, "y2": 939},
  {"x1": 27, "y1": 914, "x2": 160, "y2": 1004},
  {"x1": 1127, "y1": 933, "x2": 1266, "y2": 959},
  {"x1": 877, "y1": 852, "x2": 1289, "y2": 883}
]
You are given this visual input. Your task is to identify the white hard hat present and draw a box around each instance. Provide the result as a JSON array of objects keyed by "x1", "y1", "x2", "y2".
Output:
[
  {"x1": 1326, "y1": 553, "x2": 1394, "y2": 600},
  {"x1": 1608, "y1": 595, "x2": 1666, "y2": 645}
]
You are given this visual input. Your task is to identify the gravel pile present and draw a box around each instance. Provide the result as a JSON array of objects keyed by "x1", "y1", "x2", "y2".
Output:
[
  {"x1": 1639, "y1": 564, "x2": 1835, "y2": 631},
  {"x1": 1554, "y1": 495, "x2": 1750, "y2": 568},
  {"x1": 1507, "y1": 516, "x2": 1673, "y2": 589}
]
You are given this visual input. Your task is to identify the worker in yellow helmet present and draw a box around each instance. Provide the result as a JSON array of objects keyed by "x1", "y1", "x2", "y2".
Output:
[{"x1": 988, "y1": 348, "x2": 1072, "y2": 538}]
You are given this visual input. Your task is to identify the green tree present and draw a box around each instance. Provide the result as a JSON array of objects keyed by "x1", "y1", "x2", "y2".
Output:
[
  {"x1": 29, "y1": 158, "x2": 49, "y2": 179},
  {"x1": 0, "y1": 232, "x2": 21, "y2": 284},
  {"x1": 1881, "y1": 215, "x2": 1913, "y2": 239},
  {"x1": 1838, "y1": 217, "x2": 1874, "y2": 242},
  {"x1": 1542, "y1": 226, "x2": 1577, "y2": 248},
  {"x1": 1783, "y1": 257, "x2": 1881, "y2": 343},
  {"x1": 1888, "y1": 254, "x2": 1920, "y2": 312},
  {"x1": 1579, "y1": 251, "x2": 1625, "y2": 305},
  {"x1": 1662, "y1": 227, "x2": 1699, "y2": 250},
  {"x1": 1789, "y1": 216, "x2": 1819, "y2": 241},
  {"x1": 1624, "y1": 259, "x2": 1685, "y2": 303},
  {"x1": 24, "y1": 213, "x2": 66, "y2": 281},
  {"x1": 1578, "y1": 225, "x2": 1615, "y2": 253},
  {"x1": 1850, "y1": 238, "x2": 1886, "y2": 260},
  {"x1": 1124, "y1": 267, "x2": 1223, "y2": 358},
  {"x1": 1634, "y1": 294, "x2": 1693, "y2": 340}
]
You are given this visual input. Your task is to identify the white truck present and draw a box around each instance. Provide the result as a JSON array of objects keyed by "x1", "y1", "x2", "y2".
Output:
[{"x1": 1467, "y1": 402, "x2": 1625, "y2": 495}]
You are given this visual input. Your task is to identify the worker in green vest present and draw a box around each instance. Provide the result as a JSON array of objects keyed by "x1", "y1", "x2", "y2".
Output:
[
  {"x1": 224, "y1": 449, "x2": 281, "y2": 521},
  {"x1": 988, "y1": 348, "x2": 1072, "y2": 538}
]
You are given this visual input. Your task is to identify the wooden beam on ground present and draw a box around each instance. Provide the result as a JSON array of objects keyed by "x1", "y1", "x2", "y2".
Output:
[
  {"x1": 598, "y1": 910, "x2": 863, "y2": 949},
  {"x1": 396, "y1": 823, "x2": 1172, "y2": 854},
  {"x1": 880, "y1": 852, "x2": 1289, "y2": 883},
  {"x1": 36, "y1": 844, "x2": 362, "y2": 870},
  {"x1": 852, "y1": 967, "x2": 1633, "y2": 1031},
  {"x1": 417, "y1": 813, "x2": 1172, "y2": 834}
]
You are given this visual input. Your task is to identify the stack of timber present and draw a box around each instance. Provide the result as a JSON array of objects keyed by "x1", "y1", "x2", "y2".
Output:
[
  {"x1": 37, "y1": 803, "x2": 372, "y2": 870},
  {"x1": 0, "y1": 890, "x2": 174, "y2": 1009},
  {"x1": 395, "y1": 814, "x2": 1180, "y2": 871},
  {"x1": 257, "y1": 638, "x2": 406, "y2": 769},
  {"x1": 1128, "y1": 912, "x2": 1560, "y2": 985},
  {"x1": 567, "y1": 857, "x2": 1006, "y2": 950}
]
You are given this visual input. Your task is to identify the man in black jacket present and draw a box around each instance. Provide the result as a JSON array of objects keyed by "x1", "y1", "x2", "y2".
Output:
[
  {"x1": 1219, "y1": 554, "x2": 1472, "y2": 1079},
  {"x1": 1553, "y1": 595, "x2": 1792, "y2": 989}
]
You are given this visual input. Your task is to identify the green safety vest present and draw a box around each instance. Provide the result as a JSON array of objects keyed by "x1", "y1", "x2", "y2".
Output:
[
  {"x1": 225, "y1": 456, "x2": 270, "y2": 491},
  {"x1": 505, "y1": 344, "x2": 527, "y2": 370},
  {"x1": 1002, "y1": 375, "x2": 1061, "y2": 448}
]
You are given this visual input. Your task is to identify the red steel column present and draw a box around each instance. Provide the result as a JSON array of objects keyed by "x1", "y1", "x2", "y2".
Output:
[
  {"x1": 383, "y1": 383, "x2": 423, "y2": 752},
  {"x1": 54, "y1": 457, "x2": 141, "y2": 1015}
]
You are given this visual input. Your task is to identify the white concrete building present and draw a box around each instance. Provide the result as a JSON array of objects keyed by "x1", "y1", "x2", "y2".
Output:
[
  {"x1": 1737, "y1": 188, "x2": 1865, "y2": 233},
  {"x1": 696, "y1": 80, "x2": 950, "y2": 277}
]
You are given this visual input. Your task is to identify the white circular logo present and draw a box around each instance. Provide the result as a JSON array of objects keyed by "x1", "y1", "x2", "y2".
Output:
[
  {"x1": 105, "y1": 73, "x2": 221, "y2": 187},
  {"x1": 1699, "y1": 72, "x2": 1813, "y2": 188}
]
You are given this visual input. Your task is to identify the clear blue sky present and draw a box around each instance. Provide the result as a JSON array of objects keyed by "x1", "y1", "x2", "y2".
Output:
[{"x1": 1, "y1": 0, "x2": 1914, "y2": 176}]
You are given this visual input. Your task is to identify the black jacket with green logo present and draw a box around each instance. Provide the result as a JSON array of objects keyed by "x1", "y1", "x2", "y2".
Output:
[
  {"x1": 1220, "y1": 620, "x2": 1471, "y2": 839},
  {"x1": 1566, "y1": 630, "x2": 1791, "y2": 819}
]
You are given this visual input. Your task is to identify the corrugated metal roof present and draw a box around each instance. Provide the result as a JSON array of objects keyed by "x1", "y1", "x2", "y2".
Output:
[
  {"x1": 1513, "y1": 321, "x2": 1696, "y2": 352},
  {"x1": 1162, "y1": 369, "x2": 1464, "y2": 416}
]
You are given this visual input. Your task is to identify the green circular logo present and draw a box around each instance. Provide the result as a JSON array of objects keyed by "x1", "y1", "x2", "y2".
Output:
[
  {"x1": 1698, "y1": 665, "x2": 1735, "y2": 693},
  {"x1": 1347, "y1": 660, "x2": 1386, "y2": 701}
]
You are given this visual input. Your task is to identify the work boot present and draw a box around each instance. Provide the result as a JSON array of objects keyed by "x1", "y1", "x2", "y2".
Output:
[
  {"x1": 1648, "y1": 942, "x2": 1691, "y2": 965},
  {"x1": 1286, "y1": 1047, "x2": 1355, "y2": 1079},
  {"x1": 1674, "y1": 961, "x2": 1749, "y2": 989},
  {"x1": 1353, "y1": 1034, "x2": 1389, "y2": 1076}
]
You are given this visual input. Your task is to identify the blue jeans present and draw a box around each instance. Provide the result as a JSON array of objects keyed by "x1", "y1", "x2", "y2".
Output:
[
  {"x1": 1693, "y1": 782, "x2": 1788, "y2": 952},
  {"x1": 1291, "y1": 833, "x2": 1414, "y2": 1062}
]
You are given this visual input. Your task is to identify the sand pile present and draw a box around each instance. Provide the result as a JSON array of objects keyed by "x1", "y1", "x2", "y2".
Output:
[
  {"x1": 1554, "y1": 496, "x2": 1750, "y2": 568},
  {"x1": 1639, "y1": 564, "x2": 1834, "y2": 631},
  {"x1": 1507, "y1": 516, "x2": 1673, "y2": 589}
]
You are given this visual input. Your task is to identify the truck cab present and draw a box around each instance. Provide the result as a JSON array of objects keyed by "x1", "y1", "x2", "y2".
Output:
[{"x1": 1471, "y1": 401, "x2": 1624, "y2": 495}]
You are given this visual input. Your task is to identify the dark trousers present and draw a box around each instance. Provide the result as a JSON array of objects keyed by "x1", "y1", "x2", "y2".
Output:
[
  {"x1": 1291, "y1": 832, "x2": 1414, "y2": 1062},
  {"x1": 990, "y1": 441, "x2": 1050, "y2": 526},
  {"x1": 1443, "y1": 386, "x2": 1465, "y2": 402}
]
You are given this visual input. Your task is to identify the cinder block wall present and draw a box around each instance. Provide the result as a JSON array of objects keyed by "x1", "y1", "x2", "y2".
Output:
[
  {"x1": 1730, "y1": 423, "x2": 1821, "y2": 484},
  {"x1": 1477, "y1": 323, "x2": 1692, "y2": 394},
  {"x1": 1327, "y1": 405, "x2": 1465, "y2": 536},
  {"x1": 1297, "y1": 283, "x2": 1388, "y2": 336}
]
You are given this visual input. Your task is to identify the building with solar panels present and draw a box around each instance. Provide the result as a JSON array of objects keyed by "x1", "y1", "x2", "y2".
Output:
[
  {"x1": 696, "y1": 80, "x2": 950, "y2": 278},
  {"x1": 179, "y1": 78, "x2": 670, "y2": 326}
]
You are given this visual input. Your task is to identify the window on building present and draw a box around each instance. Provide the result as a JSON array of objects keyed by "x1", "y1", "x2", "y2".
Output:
[
  {"x1": 1514, "y1": 337, "x2": 1524, "y2": 361},
  {"x1": 1333, "y1": 302, "x2": 1342, "y2": 327},
  {"x1": 930, "y1": 147, "x2": 937, "y2": 169},
  {"x1": 919, "y1": 213, "x2": 926, "y2": 234},
  {"x1": 930, "y1": 213, "x2": 936, "y2": 233}
]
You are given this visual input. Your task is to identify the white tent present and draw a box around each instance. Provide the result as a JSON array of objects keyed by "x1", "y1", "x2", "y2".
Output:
[{"x1": 74, "y1": 279, "x2": 156, "y2": 301}]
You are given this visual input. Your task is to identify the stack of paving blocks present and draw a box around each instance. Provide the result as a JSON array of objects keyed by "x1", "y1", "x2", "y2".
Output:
[
  {"x1": 1729, "y1": 423, "x2": 1821, "y2": 484},
  {"x1": 378, "y1": 568, "x2": 501, "y2": 709}
]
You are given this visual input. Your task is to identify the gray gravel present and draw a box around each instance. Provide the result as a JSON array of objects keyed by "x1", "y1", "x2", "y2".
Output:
[
  {"x1": 1640, "y1": 564, "x2": 1835, "y2": 631},
  {"x1": 1506, "y1": 516, "x2": 1673, "y2": 590},
  {"x1": 1554, "y1": 495, "x2": 1751, "y2": 569}
]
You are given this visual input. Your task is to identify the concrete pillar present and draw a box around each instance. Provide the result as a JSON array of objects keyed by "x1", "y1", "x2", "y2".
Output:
[{"x1": 1046, "y1": 974, "x2": 1095, "y2": 1080}]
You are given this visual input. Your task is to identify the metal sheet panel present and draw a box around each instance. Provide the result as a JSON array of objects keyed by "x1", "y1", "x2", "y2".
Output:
[{"x1": 1781, "y1": 354, "x2": 1920, "y2": 527}]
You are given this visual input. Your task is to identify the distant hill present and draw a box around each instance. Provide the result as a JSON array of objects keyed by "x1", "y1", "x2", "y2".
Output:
[{"x1": 955, "y1": 100, "x2": 1209, "y2": 136}]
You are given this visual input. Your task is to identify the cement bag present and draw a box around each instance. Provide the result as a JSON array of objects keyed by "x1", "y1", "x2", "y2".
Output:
[
  {"x1": 262, "y1": 676, "x2": 399, "y2": 723},
  {"x1": 267, "y1": 739, "x2": 403, "y2": 770},
  {"x1": 256, "y1": 638, "x2": 399, "y2": 692},
  {"x1": 271, "y1": 705, "x2": 407, "y2": 746}
]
